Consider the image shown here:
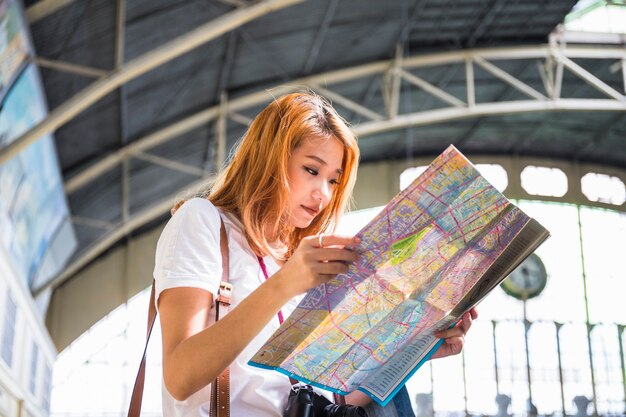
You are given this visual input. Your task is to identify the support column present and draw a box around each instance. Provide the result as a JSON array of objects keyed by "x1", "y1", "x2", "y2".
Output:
[
  {"x1": 577, "y1": 205, "x2": 598, "y2": 416},
  {"x1": 492, "y1": 320, "x2": 500, "y2": 395},
  {"x1": 555, "y1": 322, "x2": 567, "y2": 417},
  {"x1": 618, "y1": 325, "x2": 626, "y2": 415}
]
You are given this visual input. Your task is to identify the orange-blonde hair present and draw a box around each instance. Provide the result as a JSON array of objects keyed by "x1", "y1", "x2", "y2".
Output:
[{"x1": 174, "y1": 92, "x2": 359, "y2": 259}]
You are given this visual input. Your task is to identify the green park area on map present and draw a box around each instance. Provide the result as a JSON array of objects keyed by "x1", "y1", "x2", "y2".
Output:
[{"x1": 249, "y1": 145, "x2": 549, "y2": 406}]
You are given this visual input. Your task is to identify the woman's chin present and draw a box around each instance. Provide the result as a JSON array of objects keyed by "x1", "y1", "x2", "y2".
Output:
[{"x1": 290, "y1": 217, "x2": 314, "y2": 229}]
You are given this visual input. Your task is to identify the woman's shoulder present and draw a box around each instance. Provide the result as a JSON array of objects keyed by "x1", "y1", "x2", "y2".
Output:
[
  {"x1": 176, "y1": 197, "x2": 219, "y2": 217},
  {"x1": 170, "y1": 197, "x2": 222, "y2": 231}
]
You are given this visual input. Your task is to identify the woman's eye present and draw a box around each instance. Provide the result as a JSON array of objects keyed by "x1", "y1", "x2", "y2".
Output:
[
  {"x1": 330, "y1": 179, "x2": 340, "y2": 186},
  {"x1": 305, "y1": 167, "x2": 318, "y2": 176}
]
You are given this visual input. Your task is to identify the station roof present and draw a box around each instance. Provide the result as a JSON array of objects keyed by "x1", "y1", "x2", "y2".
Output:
[{"x1": 20, "y1": 0, "x2": 626, "y2": 294}]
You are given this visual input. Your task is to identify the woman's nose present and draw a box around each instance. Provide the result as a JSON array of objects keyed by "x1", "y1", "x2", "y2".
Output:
[{"x1": 313, "y1": 180, "x2": 331, "y2": 206}]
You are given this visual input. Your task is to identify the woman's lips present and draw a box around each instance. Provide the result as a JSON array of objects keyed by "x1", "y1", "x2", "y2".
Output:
[{"x1": 301, "y1": 205, "x2": 319, "y2": 217}]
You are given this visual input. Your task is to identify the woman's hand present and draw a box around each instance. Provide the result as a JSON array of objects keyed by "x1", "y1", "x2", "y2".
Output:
[
  {"x1": 430, "y1": 307, "x2": 478, "y2": 360},
  {"x1": 274, "y1": 234, "x2": 360, "y2": 298}
]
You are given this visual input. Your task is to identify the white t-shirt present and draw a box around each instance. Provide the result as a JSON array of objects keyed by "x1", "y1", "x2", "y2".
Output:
[{"x1": 153, "y1": 198, "x2": 302, "y2": 417}]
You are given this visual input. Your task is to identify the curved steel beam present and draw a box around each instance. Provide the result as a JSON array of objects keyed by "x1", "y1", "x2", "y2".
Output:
[
  {"x1": 0, "y1": 0, "x2": 305, "y2": 166},
  {"x1": 353, "y1": 99, "x2": 626, "y2": 137},
  {"x1": 64, "y1": 44, "x2": 626, "y2": 194},
  {"x1": 26, "y1": 0, "x2": 76, "y2": 23}
]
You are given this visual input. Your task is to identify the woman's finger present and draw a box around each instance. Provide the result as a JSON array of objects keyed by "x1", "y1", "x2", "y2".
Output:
[
  {"x1": 313, "y1": 234, "x2": 360, "y2": 248},
  {"x1": 434, "y1": 312, "x2": 473, "y2": 339},
  {"x1": 434, "y1": 325, "x2": 464, "y2": 339},
  {"x1": 312, "y1": 247, "x2": 358, "y2": 262},
  {"x1": 314, "y1": 261, "x2": 350, "y2": 276},
  {"x1": 445, "y1": 335, "x2": 464, "y2": 346},
  {"x1": 459, "y1": 311, "x2": 473, "y2": 335},
  {"x1": 444, "y1": 336, "x2": 465, "y2": 353}
]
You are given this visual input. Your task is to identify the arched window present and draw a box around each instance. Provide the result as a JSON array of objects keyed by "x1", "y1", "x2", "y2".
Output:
[
  {"x1": 581, "y1": 172, "x2": 626, "y2": 205},
  {"x1": 521, "y1": 166, "x2": 568, "y2": 197}
]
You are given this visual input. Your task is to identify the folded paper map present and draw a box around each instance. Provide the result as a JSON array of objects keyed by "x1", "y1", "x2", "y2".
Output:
[{"x1": 249, "y1": 145, "x2": 550, "y2": 406}]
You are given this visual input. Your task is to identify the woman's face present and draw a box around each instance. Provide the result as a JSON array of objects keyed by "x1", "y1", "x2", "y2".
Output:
[{"x1": 286, "y1": 135, "x2": 344, "y2": 229}]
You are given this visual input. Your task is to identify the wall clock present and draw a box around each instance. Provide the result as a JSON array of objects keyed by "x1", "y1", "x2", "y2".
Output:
[{"x1": 500, "y1": 253, "x2": 547, "y2": 300}]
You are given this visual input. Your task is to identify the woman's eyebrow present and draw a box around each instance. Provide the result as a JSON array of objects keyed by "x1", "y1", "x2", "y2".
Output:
[{"x1": 305, "y1": 155, "x2": 342, "y2": 175}]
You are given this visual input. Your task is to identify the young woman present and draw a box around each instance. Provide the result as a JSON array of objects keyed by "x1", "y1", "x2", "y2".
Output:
[{"x1": 153, "y1": 92, "x2": 477, "y2": 417}]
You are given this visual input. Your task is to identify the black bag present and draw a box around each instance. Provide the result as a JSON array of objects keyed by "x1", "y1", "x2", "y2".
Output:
[{"x1": 283, "y1": 384, "x2": 368, "y2": 417}]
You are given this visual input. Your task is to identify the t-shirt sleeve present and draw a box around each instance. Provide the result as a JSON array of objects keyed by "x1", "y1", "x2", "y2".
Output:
[{"x1": 153, "y1": 198, "x2": 223, "y2": 306}]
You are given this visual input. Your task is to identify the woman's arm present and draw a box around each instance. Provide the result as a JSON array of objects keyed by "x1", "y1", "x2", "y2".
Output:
[
  {"x1": 159, "y1": 276, "x2": 290, "y2": 401},
  {"x1": 159, "y1": 234, "x2": 359, "y2": 401}
]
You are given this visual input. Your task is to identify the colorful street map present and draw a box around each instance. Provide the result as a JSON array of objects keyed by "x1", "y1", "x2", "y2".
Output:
[{"x1": 249, "y1": 145, "x2": 549, "y2": 406}]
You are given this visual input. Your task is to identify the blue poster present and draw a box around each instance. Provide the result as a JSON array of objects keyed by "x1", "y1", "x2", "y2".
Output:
[
  {"x1": 0, "y1": 60, "x2": 77, "y2": 286},
  {"x1": 0, "y1": 65, "x2": 47, "y2": 148},
  {"x1": 0, "y1": 0, "x2": 29, "y2": 102}
]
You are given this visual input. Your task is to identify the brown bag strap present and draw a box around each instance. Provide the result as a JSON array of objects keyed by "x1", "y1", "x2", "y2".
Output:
[
  {"x1": 211, "y1": 221, "x2": 231, "y2": 417},
  {"x1": 127, "y1": 218, "x2": 230, "y2": 417},
  {"x1": 126, "y1": 283, "x2": 157, "y2": 417}
]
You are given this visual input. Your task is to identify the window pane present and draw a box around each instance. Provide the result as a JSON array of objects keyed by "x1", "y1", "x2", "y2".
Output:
[
  {"x1": 559, "y1": 323, "x2": 593, "y2": 416},
  {"x1": 43, "y1": 363, "x2": 51, "y2": 414},
  {"x1": 591, "y1": 324, "x2": 624, "y2": 414},
  {"x1": 528, "y1": 322, "x2": 561, "y2": 414},
  {"x1": 1, "y1": 292, "x2": 17, "y2": 367},
  {"x1": 521, "y1": 166, "x2": 568, "y2": 197},
  {"x1": 464, "y1": 320, "x2": 498, "y2": 416},
  {"x1": 495, "y1": 321, "x2": 529, "y2": 415},
  {"x1": 30, "y1": 341, "x2": 39, "y2": 396},
  {"x1": 579, "y1": 207, "x2": 626, "y2": 323},
  {"x1": 581, "y1": 173, "x2": 626, "y2": 205}
]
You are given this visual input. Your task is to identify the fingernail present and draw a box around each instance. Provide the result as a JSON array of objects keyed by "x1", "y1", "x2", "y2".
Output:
[{"x1": 354, "y1": 237, "x2": 361, "y2": 243}]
